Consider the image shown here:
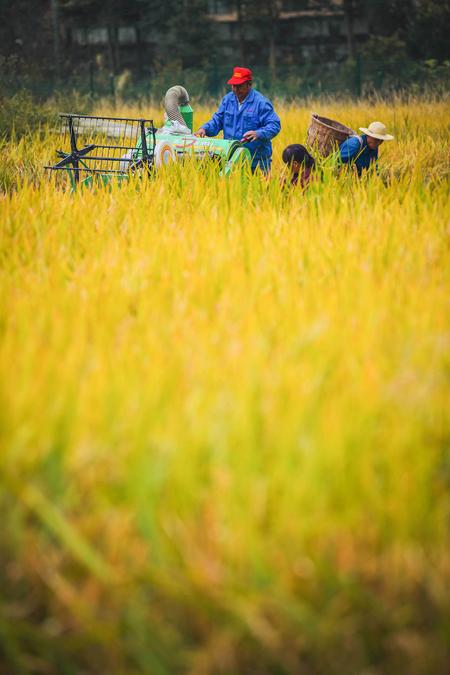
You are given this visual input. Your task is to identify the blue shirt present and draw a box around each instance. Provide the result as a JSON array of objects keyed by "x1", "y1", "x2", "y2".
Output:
[
  {"x1": 202, "y1": 89, "x2": 281, "y2": 172},
  {"x1": 339, "y1": 135, "x2": 378, "y2": 176}
]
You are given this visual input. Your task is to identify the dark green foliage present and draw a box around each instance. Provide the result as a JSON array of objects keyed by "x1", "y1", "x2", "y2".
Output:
[
  {"x1": 0, "y1": 88, "x2": 54, "y2": 139},
  {"x1": 408, "y1": 0, "x2": 450, "y2": 61},
  {"x1": 0, "y1": 2, "x2": 448, "y2": 101}
]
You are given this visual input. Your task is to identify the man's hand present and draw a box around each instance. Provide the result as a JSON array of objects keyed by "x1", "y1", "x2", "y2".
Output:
[
  {"x1": 195, "y1": 128, "x2": 206, "y2": 137},
  {"x1": 241, "y1": 130, "x2": 258, "y2": 143}
]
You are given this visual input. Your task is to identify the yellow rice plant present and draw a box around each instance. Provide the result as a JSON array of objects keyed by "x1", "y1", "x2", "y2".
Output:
[{"x1": 0, "y1": 97, "x2": 449, "y2": 674}]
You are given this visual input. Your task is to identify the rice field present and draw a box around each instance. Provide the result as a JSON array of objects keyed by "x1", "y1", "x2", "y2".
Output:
[{"x1": 0, "y1": 97, "x2": 449, "y2": 675}]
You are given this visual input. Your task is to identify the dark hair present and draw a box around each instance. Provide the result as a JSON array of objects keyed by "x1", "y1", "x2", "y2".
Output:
[{"x1": 282, "y1": 144, "x2": 315, "y2": 169}]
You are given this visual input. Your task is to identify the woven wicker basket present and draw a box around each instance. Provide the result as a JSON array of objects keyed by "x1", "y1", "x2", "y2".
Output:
[{"x1": 306, "y1": 113, "x2": 356, "y2": 157}]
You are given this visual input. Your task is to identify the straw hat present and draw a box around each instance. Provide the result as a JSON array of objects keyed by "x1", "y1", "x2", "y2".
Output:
[{"x1": 359, "y1": 121, "x2": 394, "y2": 141}]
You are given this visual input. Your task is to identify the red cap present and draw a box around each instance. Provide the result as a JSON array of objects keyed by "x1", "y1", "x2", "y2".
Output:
[{"x1": 227, "y1": 67, "x2": 253, "y2": 85}]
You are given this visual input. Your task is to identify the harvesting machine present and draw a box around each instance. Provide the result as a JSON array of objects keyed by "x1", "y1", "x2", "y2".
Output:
[{"x1": 45, "y1": 86, "x2": 251, "y2": 189}]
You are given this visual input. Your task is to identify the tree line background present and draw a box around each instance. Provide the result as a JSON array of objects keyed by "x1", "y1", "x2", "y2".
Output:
[{"x1": 0, "y1": 0, "x2": 449, "y2": 101}]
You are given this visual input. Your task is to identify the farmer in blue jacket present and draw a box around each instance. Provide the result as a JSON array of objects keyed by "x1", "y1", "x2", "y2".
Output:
[
  {"x1": 339, "y1": 121, "x2": 394, "y2": 176},
  {"x1": 195, "y1": 66, "x2": 281, "y2": 173}
]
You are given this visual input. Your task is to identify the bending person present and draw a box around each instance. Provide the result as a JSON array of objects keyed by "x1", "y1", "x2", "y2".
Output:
[
  {"x1": 339, "y1": 121, "x2": 394, "y2": 176},
  {"x1": 282, "y1": 144, "x2": 316, "y2": 189},
  {"x1": 195, "y1": 67, "x2": 281, "y2": 174}
]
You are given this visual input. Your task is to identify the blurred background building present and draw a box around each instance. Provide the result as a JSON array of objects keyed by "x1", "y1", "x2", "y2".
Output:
[{"x1": 0, "y1": 1, "x2": 449, "y2": 98}]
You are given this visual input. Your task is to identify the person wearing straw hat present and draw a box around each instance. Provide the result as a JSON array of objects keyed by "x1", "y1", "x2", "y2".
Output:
[
  {"x1": 195, "y1": 66, "x2": 281, "y2": 174},
  {"x1": 339, "y1": 121, "x2": 394, "y2": 176}
]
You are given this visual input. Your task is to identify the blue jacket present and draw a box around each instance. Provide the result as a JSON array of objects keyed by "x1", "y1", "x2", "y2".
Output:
[
  {"x1": 339, "y1": 135, "x2": 378, "y2": 176},
  {"x1": 202, "y1": 89, "x2": 281, "y2": 171}
]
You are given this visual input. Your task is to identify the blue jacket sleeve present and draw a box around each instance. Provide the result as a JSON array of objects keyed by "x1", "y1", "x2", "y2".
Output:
[
  {"x1": 202, "y1": 98, "x2": 226, "y2": 137},
  {"x1": 340, "y1": 136, "x2": 361, "y2": 163},
  {"x1": 255, "y1": 99, "x2": 281, "y2": 141}
]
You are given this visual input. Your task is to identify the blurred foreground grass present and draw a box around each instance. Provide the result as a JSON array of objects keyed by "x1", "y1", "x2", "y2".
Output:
[{"x1": 0, "y1": 97, "x2": 449, "y2": 674}]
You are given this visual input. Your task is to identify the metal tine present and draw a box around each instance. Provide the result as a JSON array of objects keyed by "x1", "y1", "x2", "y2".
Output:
[
  {"x1": 95, "y1": 116, "x2": 99, "y2": 145},
  {"x1": 121, "y1": 120, "x2": 127, "y2": 167},
  {"x1": 79, "y1": 118, "x2": 138, "y2": 138},
  {"x1": 61, "y1": 115, "x2": 66, "y2": 143},
  {"x1": 65, "y1": 115, "x2": 153, "y2": 141},
  {"x1": 48, "y1": 166, "x2": 128, "y2": 175},
  {"x1": 114, "y1": 119, "x2": 119, "y2": 166},
  {"x1": 53, "y1": 113, "x2": 157, "y2": 177}
]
